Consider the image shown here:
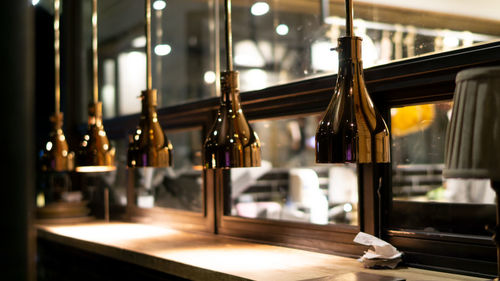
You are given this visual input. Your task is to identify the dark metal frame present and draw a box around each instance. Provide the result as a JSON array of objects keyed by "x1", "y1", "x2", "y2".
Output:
[{"x1": 102, "y1": 40, "x2": 500, "y2": 276}]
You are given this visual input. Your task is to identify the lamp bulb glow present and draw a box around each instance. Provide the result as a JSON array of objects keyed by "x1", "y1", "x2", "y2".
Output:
[
  {"x1": 251, "y1": 2, "x2": 269, "y2": 16},
  {"x1": 154, "y1": 44, "x2": 171, "y2": 56},
  {"x1": 276, "y1": 24, "x2": 289, "y2": 36},
  {"x1": 153, "y1": 0, "x2": 166, "y2": 10}
]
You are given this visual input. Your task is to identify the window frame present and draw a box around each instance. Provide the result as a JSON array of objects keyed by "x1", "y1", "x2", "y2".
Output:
[{"x1": 101, "y1": 40, "x2": 500, "y2": 276}]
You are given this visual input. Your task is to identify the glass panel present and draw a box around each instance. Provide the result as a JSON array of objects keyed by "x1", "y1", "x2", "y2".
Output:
[
  {"x1": 229, "y1": 0, "x2": 500, "y2": 92},
  {"x1": 390, "y1": 102, "x2": 495, "y2": 235},
  {"x1": 86, "y1": 0, "x2": 500, "y2": 116},
  {"x1": 228, "y1": 116, "x2": 358, "y2": 226},
  {"x1": 134, "y1": 129, "x2": 203, "y2": 212},
  {"x1": 94, "y1": 0, "x2": 215, "y2": 118}
]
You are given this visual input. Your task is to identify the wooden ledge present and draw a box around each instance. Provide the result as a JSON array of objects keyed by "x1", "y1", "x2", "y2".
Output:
[{"x1": 36, "y1": 222, "x2": 486, "y2": 281}]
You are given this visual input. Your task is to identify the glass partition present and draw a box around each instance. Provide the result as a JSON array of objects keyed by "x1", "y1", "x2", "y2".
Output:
[
  {"x1": 228, "y1": 115, "x2": 359, "y2": 226},
  {"x1": 390, "y1": 102, "x2": 495, "y2": 235},
  {"x1": 76, "y1": 0, "x2": 500, "y2": 117},
  {"x1": 133, "y1": 128, "x2": 203, "y2": 212}
]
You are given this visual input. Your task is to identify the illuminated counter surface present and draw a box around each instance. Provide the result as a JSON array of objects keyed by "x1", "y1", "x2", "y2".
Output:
[{"x1": 37, "y1": 222, "x2": 486, "y2": 281}]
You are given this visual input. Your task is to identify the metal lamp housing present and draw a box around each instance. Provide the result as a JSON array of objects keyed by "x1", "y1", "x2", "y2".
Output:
[
  {"x1": 41, "y1": 113, "x2": 75, "y2": 172},
  {"x1": 75, "y1": 102, "x2": 116, "y2": 172},
  {"x1": 316, "y1": 37, "x2": 390, "y2": 164},
  {"x1": 127, "y1": 89, "x2": 173, "y2": 167},
  {"x1": 204, "y1": 71, "x2": 261, "y2": 168}
]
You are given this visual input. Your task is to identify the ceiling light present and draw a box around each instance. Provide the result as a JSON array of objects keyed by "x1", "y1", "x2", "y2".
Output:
[
  {"x1": 32, "y1": 0, "x2": 40, "y2": 5},
  {"x1": 276, "y1": 24, "x2": 289, "y2": 36},
  {"x1": 128, "y1": 0, "x2": 173, "y2": 168},
  {"x1": 41, "y1": 0, "x2": 74, "y2": 172},
  {"x1": 152, "y1": 0, "x2": 166, "y2": 10},
  {"x1": 154, "y1": 44, "x2": 171, "y2": 56},
  {"x1": 315, "y1": 0, "x2": 390, "y2": 164},
  {"x1": 204, "y1": 0, "x2": 261, "y2": 169},
  {"x1": 204, "y1": 71, "x2": 216, "y2": 84},
  {"x1": 76, "y1": 0, "x2": 115, "y2": 173},
  {"x1": 251, "y1": 2, "x2": 269, "y2": 16}
]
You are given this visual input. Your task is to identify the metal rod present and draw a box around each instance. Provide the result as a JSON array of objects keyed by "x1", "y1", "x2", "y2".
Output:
[
  {"x1": 92, "y1": 0, "x2": 98, "y2": 103},
  {"x1": 104, "y1": 187, "x2": 110, "y2": 222},
  {"x1": 54, "y1": 0, "x2": 61, "y2": 114},
  {"x1": 345, "y1": 0, "x2": 353, "y2": 37},
  {"x1": 146, "y1": 0, "x2": 152, "y2": 89},
  {"x1": 155, "y1": 8, "x2": 163, "y2": 104},
  {"x1": 224, "y1": 0, "x2": 233, "y2": 71}
]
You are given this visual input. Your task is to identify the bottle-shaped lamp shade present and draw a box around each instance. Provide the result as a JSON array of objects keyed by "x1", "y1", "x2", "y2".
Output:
[
  {"x1": 128, "y1": 89, "x2": 172, "y2": 167},
  {"x1": 75, "y1": 102, "x2": 116, "y2": 172},
  {"x1": 41, "y1": 113, "x2": 75, "y2": 171},
  {"x1": 316, "y1": 37, "x2": 390, "y2": 163},
  {"x1": 204, "y1": 71, "x2": 261, "y2": 168}
]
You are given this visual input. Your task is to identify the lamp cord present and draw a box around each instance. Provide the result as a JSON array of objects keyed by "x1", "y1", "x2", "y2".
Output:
[
  {"x1": 54, "y1": 0, "x2": 61, "y2": 115},
  {"x1": 92, "y1": 0, "x2": 99, "y2": 104},
  {"x1": 345, "y1": 0, "x2": 353, "y2": 37},
  {"x1": 224, "y1": 0, "x2": 233, "y2": 71},
  {"x1": 146, "y1": 0, "x2": 152, "y2": 90}
]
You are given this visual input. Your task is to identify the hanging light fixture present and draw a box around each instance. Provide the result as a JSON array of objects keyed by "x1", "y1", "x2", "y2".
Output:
[
  {"x1": 315, "y1": 0, "x2": 390, "y2": 164},
  {"x1": 75, "y1": 0, "x2": 115, "y2": 173},
  {"x1": 203, "y1": 0, "x2": 261, "y2": 169},
  {"x1": 127, "y1": 0, "x2": 172, "y2": 167},
  {"x1": 41, "y1": 0, "x2": 75, "y2": 172}
]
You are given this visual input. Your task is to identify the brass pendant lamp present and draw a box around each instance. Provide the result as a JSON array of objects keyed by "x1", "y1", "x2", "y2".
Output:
[
  {"x1": 75, "y1": 0, "x2": 116, "y2": 173},
  {"x1": 127, "y1": 0, "x2": 173, "y2": 168},
  {"x1": 41, "y1": 0, "x2": 75, "y2": 172},
  {"x1": 315, "y1": 0, "x2": 390, "y2": 164},
  {"x1": 203, "y1": 0, "x2": 261, "y2": 169}
]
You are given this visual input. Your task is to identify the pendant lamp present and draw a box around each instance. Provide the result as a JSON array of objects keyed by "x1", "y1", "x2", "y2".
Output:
[
  {"x1": 315, "y1": 0, "x2": 390, "y2": 164},
  {"x1": 203, "y1": 0, "x2": 261, "y2": 169},
  {"x1": 41, "y1": 0, "x2": 75, "y2": 172},
  {"x1": 75, "y1": 0, "x2": 116, "y2": 173},
  {"x1": 127, "y1": 0, "x2": 173, "y2": 167}
]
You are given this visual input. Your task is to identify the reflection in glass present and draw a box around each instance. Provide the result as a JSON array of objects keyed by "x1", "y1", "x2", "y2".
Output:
[
  {"x1": 390, "y1": 102, "x2": 495, "y2": 235},
  {"x1": 134, "y1": 129, "x2": 203, "y2": 212},
  {"x1": 89, "y1": 0, "x2": 500, "y2": 117},
  {"x1": 229, "y1": 116, "x2": 358, "y2": 226}
]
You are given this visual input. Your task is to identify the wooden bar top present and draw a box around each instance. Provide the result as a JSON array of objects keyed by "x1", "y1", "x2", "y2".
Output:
[{"x1": 37, "y1": 222, "x2": 487, "y2": 281}]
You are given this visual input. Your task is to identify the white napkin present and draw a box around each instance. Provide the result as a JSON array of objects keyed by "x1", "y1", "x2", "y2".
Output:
[{"x1": 353, "y1": 232, "x2": 402, "y2": 268}]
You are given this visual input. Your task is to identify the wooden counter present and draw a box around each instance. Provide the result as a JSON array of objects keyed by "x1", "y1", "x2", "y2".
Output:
[{"x1": 37, "y1": 222, "x2": 487, "y2": 281}]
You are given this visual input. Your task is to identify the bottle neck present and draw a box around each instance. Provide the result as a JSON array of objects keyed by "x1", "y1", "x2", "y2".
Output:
[
  {"x1": 337, "y1": 36, "x2": 362, "y2": 64},
  {"x1": 220, "y1": 71, "x2": 241, "y2": 112},
  {"x1": 141, "y1": 89, "x2": 159, "y2": 119},
  {"x1": 87, "y1": 102, "x2": 103, "y2": 126}
]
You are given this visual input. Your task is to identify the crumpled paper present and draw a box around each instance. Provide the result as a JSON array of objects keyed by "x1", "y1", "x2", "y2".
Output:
[{"x1": 353, "y1": 232, "x2": 403, "y2": 269}]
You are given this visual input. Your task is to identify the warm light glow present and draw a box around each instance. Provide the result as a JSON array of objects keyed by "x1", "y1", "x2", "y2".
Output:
[
  {"x1": 154, "y1": 44, "x2": 171, "y2": 56},
  {"x1": 343, "y1": 203, "x2": 353, "y2": 212},
  {"x1": 311, "y1": 41, "x2": 338, "y2": 72},
  {"x1": 443, "y1": 35, "x2": 460, "y2": 49},
  {"x1": 275, "y1": 24, "x2": 289, "y2": 36},
  {"x1": 75, "y1": 166, "x2": 116, "y2": 173},
  {"x1": 46, "y1": 141, "x2": 53, "y2": 151},
  {"x1": 36, "y1": 192, "x2": 45, "y2": 207},
  {"x1": 131, "y1": 36, "x2": 147, "y2": 48},
  {"x1": 250, "y1": 2, "x2": 269, "y2": 16},
  {"x1": 204, "y1": 71, "x2": 216, "y2": 84},
  {"x1": 155, "y1": 245, "x2": 323, "y2": 273},
  {"x1": 44, "y1": 223, "x2": 178, "y2": 244},
  {"x1": 234, "y1": 40, "x2": 265, "y2": 67},
  {"x1": 152, "y1": 0, "x2": 166, "y2": 10},
  {"x1": 32, "y1": 0, "x2": 40, "y2": 5}
]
